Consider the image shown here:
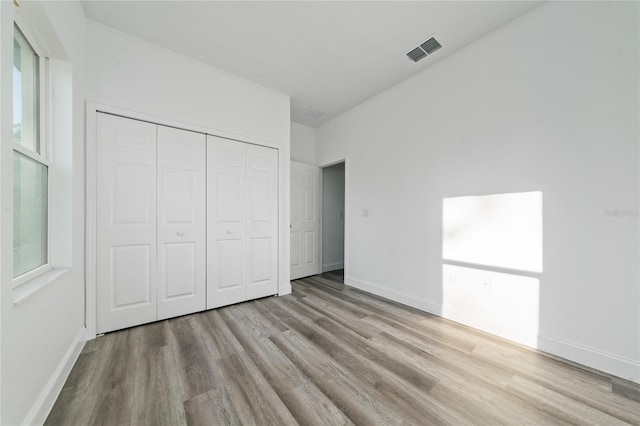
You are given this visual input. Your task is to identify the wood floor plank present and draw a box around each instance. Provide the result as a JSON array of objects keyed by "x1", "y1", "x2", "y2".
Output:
[
  {"x1": 166, "y1": 315, "x2": 228, "y2": 401},
  {"x1": 216, "y1": 352, "x2": 298, "y2": 426},
  {"x1": 183, "y1": 386, "x2": 242, "y2": 426},
  {"x1": 47, "y1": 270, "x2": 640, "y2": 426},
  {"x1": 279, "y1": 382, "x2": 354, "y2": 426},
  {"x1": 269, "y1": 330, "x2": 406, "y2": 426},
  {"x1": 506, "y1": 374, "x2": 632, "y2": 426}
]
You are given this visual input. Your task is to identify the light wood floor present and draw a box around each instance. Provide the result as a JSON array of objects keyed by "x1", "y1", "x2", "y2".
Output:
[{"x1": 47, "y1": 272, "x2": 640, "y2": 425}]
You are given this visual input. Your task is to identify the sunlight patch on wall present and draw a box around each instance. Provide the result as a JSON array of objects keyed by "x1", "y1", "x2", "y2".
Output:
[
  {"x1": 443, "y1": 191, "x2": 543, "y2": 273},
  {"x1": 442, "y1": 264, "x2": 540, "y2": 347},
  {"x1": 441, "y1": 191, "x2": 543, "y2": 348}
]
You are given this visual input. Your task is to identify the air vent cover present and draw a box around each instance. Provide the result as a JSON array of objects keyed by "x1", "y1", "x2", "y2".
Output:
[
  {"x1": 406, "y1": 36, "x2": 442, "y2": 63},
  {"x1": 304, "y1": 106, "x2": 326, "y2": 119},
  {"x1": 420, "y1": 37, "x2": 442, "y2": 55},
  {"x1": 407, "y1": 46, "x2": 427, "y2": 63}
]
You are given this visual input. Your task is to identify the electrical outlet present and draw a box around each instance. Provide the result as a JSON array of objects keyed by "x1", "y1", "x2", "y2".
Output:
[{"x1": 362, "y1": 208, "x2": 369, "y2": 217}]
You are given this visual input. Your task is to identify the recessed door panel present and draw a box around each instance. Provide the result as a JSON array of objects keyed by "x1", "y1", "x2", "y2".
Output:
[
  {"x1": 162, "y1": 242, "x2": 196, "y2": 299},
  {"x1": 290, "y1": 161, "x2": 320, "y2": 280},
  {"x1": 304, "y1": 187, "x2": 315, "y2": 221},
  {"x1": 249, "y1": 237, "x2": 271, "y2": 284},
  {"x1": 217, "y1": 239, "x2": 243, "y2": 289},
  {"x1": 113, "y1": 164, "x2": 152, "y2": 224},
  {"x1": 162, "y1": 168, "x2": 196, "y2": 224},
  {"x1": 113, "y1": 245, "x2": 151, "y2": 308},
  {"x1": 218, "y1": 174, "x2": 242, "y2": 222},
  {"x1": 304, "y1": 231, "x2": 314, "y2": 264},
  {"x1": 97, "y1": 113, "x2": 157, "y2": 333},
  {"x1": 291, "y1": 185, "x2": 301, "y2": 221},
  {"x1": 157, "y1": 126, "x2": 206, "y2": 320},
  {"x1": 291, "y1": 231, "x2": 301, "y2": 267},
  {"x1": 249, "y1": 179, "x2": 270, "y2": 222}
]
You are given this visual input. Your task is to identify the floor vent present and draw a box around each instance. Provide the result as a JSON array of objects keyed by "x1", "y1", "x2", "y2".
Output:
[{"x1": 406, "y1": 36, "x2": 442, "y2": 63}]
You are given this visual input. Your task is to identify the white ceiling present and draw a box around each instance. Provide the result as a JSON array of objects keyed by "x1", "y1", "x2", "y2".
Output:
[{"x1": 81, "y1": 1, "x2": 542, "y2": 127}]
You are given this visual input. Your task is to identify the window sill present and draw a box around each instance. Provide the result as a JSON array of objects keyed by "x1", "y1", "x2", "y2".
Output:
[{"x1": 12, "y1": 267, "x2": 71, "y2": 305}]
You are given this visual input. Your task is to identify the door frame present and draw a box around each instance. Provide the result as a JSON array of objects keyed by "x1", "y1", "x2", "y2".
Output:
[
  {"x1": 85, "y1": 102, "x2": 288, "y2": 339},
  {"x1": 318, "y1": 157, "x2": 349, "y2": 279}
]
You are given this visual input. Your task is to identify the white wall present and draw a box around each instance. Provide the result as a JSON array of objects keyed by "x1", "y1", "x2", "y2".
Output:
[
  {"x1": 322, "y1": 162, "x2": 345, "y2": 272},
  {"x1": 291, "y1": 121, "x2": 316, "y2": 164},
  {"x1": 0, "y1": 1, "x2": 87, "y2": 424},
  {"x1": 317, "y1": 1, "x2": 640, "y2": 383},
  {"x1": 85, "y1": 20, "x2": 290, "y2": 146}
]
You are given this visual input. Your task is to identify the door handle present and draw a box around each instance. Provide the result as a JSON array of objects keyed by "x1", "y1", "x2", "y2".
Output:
[
  {"x1": 226, "y1": 230, "x2": 233, "y2": 235},
  {"x1": 176, "y1": 231, "x2": 185, "y2": 237}
]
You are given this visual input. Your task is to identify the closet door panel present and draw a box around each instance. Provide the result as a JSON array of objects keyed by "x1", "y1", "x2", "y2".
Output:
[
  {"x1": 96, "y1": 113, "x2": 157, "y2": 333},
  {"x1": 245, "y1": 144, "x2": 279, "y2": 300},
  {"x1": 157, "y1": 126, "x2": 206, "y2": 320},
  {"x1": 207, "y1": 136, "x2": 246, "y2": 309}
]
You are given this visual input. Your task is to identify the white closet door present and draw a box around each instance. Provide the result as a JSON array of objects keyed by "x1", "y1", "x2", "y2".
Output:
[
  {"x1": 96, "y1": 113, "x2": 157, "y2": 334},
  {"x1": 207, "y1": 136, "x2": 246, "y2": 309},
  {"x1": 245, "y1": 144, "x2": 279, "y2": 299},
  {"x1": 290, "y1": 161, "x2": 320, "y2": 280},
  {"x1": 157, "y1": 126, "x2": 206, "y2": 320}
]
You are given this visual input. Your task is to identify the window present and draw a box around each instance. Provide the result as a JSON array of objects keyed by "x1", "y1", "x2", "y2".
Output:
[{"x1": 12, "y1": 22, "x2": 50, "y2": 283}]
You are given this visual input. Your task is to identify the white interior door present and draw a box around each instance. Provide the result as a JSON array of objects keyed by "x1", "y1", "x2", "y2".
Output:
[
  {"x1": 96, "y1": 113, "x2": 157, "y2": 334},
  {"x1": 290, "y1": 161, "x2": 320, "y2": 280},
  {"x1": 207, "y1": 136, "x2": 246, "y2": 309},
  {"x1": 157, "y1": 126, "x2": 206, "y2": 320},
  {"x1": 245, "y1": 144, "x2": 279, "y2": 300}
]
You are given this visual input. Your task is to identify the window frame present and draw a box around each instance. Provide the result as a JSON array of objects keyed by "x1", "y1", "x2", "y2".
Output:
[{"x1": 12, "y1": 15, "x2": 53, "y2": 288}]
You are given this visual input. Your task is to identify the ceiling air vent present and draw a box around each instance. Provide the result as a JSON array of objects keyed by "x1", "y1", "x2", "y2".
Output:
[
  {"x1": 304, "y1": 106, "x2": 326, "y2": 119},
  {"x1": 407, "y1": 47, "x2": 427, "y2": 63},
  {"x1": 420, "y1": 37, "x2": 442, "y2": 55},
  {"x1": 406, "y1": 36, "x2": 442, "y2": 63}
]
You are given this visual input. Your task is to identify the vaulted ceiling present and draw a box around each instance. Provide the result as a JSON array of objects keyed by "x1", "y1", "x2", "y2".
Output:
[{"x1": 82, "y1": 1, "x2": 542, "y2": 127}]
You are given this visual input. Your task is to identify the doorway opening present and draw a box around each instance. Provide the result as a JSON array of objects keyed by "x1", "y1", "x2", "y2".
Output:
[{"x1": 321, "y1": 161, "x2": 345, "y2": 284}]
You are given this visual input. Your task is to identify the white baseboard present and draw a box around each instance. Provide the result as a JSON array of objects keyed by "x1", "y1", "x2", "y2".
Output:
[
  {"x1": 345, "y1": 276, "x2": 442, "y2": 316},
  {"x1": 345, "y1": 275, "x2": 640, "y2": 385},
  {"x1": 538, "y1": 333, "x2": 640, "y2": 384},
  {"x1": 322, "y1": 262, "x2": 344, "y2": 273},
  {"x1": 279, "y1": 281, "x2": 292, "y2": 296},
  {"x1": 23, "y1": 327, "x2": 87, "y2": 426}
]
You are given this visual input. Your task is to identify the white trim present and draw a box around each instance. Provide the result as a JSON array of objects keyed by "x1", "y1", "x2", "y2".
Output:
[
  {"x1": 322, "y1": 261, "x2": 344, "y2": 272},
  {"x1": 12, "y1": 263, "x2": 52, "y2": 288},
  {"x1": 278, "y1": 281, "x2": 292, "y2": 296},
  {"x1": 11, "y1": 267, "x2": 69, "y2": 304},
  {"x1": 85, "y1": 103, "x2": 97, "y2": 337},
  {"x1": 13, "y1": 9, "x2": 51, "y2": 60},
  {"x1": 86, "y1": 101, "x2": 288, "y2": 337},
  {"x1": 345, "y1": 276, "x2": 442, "y2": 316},
  {"x1": 22, "y1": 327, "x2": 87, "y2": 426},
  {"x1": 12, "y1": 18, "x2": 54, "y2": 289},
  {"x1": 538, "y1": 333, "x2": 640, "y2": 384}
]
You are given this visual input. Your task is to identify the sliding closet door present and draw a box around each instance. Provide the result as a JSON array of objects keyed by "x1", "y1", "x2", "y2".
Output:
[
  {"x1": 245, "y1": 144, "x2": 278, "y2": 299},
  {"x1": 207, "y1": 136, "x2": 246, "y2": 309},
  {"x1": 96, "y1": 113, "x2": 157, "y2": 334},
  {"x1": 157, "y1": 126, "x2": 206, "y2": 320},
  {"x1": 207, "y1": 137, "x2": 279, "y2": 308}
]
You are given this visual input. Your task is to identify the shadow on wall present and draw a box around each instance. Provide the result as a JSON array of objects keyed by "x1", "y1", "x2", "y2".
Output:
[{"x1": 442, "y1": 191, "x2": 543, "y2": 348}]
